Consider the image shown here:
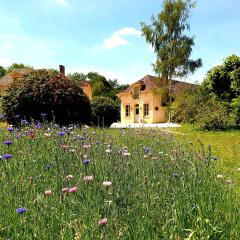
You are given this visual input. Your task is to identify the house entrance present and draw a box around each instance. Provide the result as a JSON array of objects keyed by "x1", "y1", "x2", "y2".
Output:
[{"x1": 134, "y1": 104, "x2": 139, "y2": 123}]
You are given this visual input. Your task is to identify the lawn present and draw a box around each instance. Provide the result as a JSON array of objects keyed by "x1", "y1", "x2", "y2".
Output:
[
  {"x1": 166, "y1": 125, "x2": 240, "y2": 182},
  {"x1": 1, "y1": 124, "x2": 240, "y2": 239}
]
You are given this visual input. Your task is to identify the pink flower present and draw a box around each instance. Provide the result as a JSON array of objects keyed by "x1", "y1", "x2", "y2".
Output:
[
  {"x1": 66, "y1": 175, "x2": 74, "y2": 180},
  {"x1": 102, "y1": 181, "x2": 112, "y2": 187},
  {"x1": 45, "y1": 190, "x2": 52, "y2": 196},
  {"x1": 83, "y1": 176, "x2": 94, "y2": 182},
  {"x1": 99, "y1": 218, "x2": 108, "y2": 226},
  {"x1": 68, "y1": 186, "x2": 78, "y2": 193},
  {"x1": 62, "y1": 187, "x2": 69, "y2": 193}
]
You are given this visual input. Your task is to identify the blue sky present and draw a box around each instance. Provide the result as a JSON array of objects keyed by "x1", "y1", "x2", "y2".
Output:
[{"x1": 0, "y1": 0, "x2": 240, "y2": 84}]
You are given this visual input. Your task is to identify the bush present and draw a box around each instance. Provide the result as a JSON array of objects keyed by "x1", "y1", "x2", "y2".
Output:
[
  {"x1": 195, "y1": 99, "x2": 235, "y2": 131},
  {"x1": 171, "y1": 87, "x2": 208, "y2": 123},
  {"x1": 230, "y1": 97, "x2": 240, "y2": 126},
  {"x1": 2, "y1": 69, "x2": 91, "y2": 125},
  {"x1": 91, "y1": 96, "x2": 119, "y2": 127},
  {"x1": 172, "y1": 87, "x2": 236, "y2": 130}
]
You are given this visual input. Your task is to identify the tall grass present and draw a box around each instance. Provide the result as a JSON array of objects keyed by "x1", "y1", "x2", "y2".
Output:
[{"x1": 0, "y1": 125, "x2": 239, "y2": 239}]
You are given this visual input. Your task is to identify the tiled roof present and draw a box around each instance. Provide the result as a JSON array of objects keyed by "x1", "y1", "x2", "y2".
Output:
[
  {"x1": 118, "y1": 75, "x2": 195, "y2": 94},
  {"x1": 77, "y1": 80, "x2": 90, "y2": 87},
  {"x1": 0, "y1": 69, "x2": 31, "y2": 87}
]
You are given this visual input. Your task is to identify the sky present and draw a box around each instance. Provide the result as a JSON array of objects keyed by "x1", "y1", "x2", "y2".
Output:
[{"x1": 0, "y1": 0, "x2": 240, "y2": 84}]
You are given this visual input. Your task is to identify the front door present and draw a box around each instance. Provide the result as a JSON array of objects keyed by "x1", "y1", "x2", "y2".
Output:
[{"x1": 134, "y1": 104, "x2": 139, "y2": 123}]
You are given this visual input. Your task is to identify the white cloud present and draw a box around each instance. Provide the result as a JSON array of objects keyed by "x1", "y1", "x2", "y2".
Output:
[
  {"x1": 100, "y1": 27, "x2": 141, "y2": 49},
  {"x1": 55, "y1": 0, "x2": 69, "y2": 7}
]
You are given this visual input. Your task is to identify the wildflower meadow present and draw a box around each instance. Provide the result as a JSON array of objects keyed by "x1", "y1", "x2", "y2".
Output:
[{"x1": 0, "y1": 123, "x2": 240, "y2": 239}]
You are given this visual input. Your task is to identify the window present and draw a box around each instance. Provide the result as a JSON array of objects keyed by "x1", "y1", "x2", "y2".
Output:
[
  {"x1": 132, "y1": 87, "x2": 139, "y2": 99},
  {"x1": 135, "y1": 104, "x2": 139, "y2": 115},
  {"x1": 125, "y1": 105, "x2": 130, "y2": 117},
  {"x1": 144, "y1": 104, "x2": 149, "y2": 116}
]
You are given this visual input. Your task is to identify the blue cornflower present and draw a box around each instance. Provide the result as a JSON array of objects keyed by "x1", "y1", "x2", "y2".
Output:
[
  {"x1": 15, "y1": 115, "x2": 20, "y2": 118},
  {"x1": 21, "y1": 119, "x2": 28, "y2": 124},
  {"x1": 83, "y1": 159, "x2": 90, "y2": 165},
  {"x1": 4, "y1": 141, "x2": 12, "y2": 146},
  {"x1": 7, "y1": 127, "x2": 14, "y2": 132},
  {"x1": 46, "y1": 163, "x2": 53, "y2": 170},
  {"x1": 16, "y1": 207, "x2": 27, "y2": 214},
  {"x1": 4, "y1": 154, "x2": 12, "y2": 159},
  {"x1": 57, "y1": 132, "x2": 65, "y2": 137},
  {"x1": 41, "y1": 113, "x2": 47, "y2": 117},
  {"x1": 77, "y1": 136, "x2": 85, "y2": 141},
  {"x1": 144, "y1": 147, "x2": 152, "y2": 155}
]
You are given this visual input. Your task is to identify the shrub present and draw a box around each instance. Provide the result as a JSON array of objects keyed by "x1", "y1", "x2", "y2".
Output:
[
  {"x1": 230, "y1": 97, "x2": 240, "y2": 126},
  {"x1": 2, "y1": 69, "x2": 91, "y2": 125},
  {"x1": 195, "y1": 99, "x2": 235, "y2": 131},
  {"x1": 91, "y1": 96, "x2": 119, "y2": 127},
  {"x1": 171, "y1": 87, "x2": 208, "y2": 123},
  {"x1": 172, "y1": 87, "x2": 235, "y2": 130}
]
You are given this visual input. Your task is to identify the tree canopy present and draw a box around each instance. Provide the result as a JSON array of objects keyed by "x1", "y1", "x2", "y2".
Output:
[
  {"x1": 203, "y1": 54, "x2": 240, "y2": 102},
  {"x1": 5, "y1": 63, "x2": 32, "y2": 74},
  {"x1": 141, "y1": 0, "x2": 202, "y2": 83}
]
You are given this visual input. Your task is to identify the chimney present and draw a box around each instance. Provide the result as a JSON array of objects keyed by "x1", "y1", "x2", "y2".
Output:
[{"x1": 59, "y1": 65, "x2": 65, "y2": 76}]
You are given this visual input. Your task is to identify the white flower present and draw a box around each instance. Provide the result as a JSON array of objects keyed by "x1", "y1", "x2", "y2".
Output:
[{"x1": 103, "y1": 181, "x2": 112, "y2": 187}]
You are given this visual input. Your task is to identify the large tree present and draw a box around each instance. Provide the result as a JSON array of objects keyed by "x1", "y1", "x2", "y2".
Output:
[
  {"x1": 0, "y1": 66, "x2": 6, "y2": 78},
  {"x1": 6, "y1": 63, "x2": 32, "y2": 74},
  {"x1": 203, "y1": 54, "x2": 240, "y2": 102},
  {"x1": 141, "y1": 0, "x2": 202, "y2": 107}
]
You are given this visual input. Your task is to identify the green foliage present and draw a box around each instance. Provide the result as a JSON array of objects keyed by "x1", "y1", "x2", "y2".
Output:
[
  {"x1": 230, "y1": 97, "x2": 240, "y2": 125},
  {"x1": 0, "y1": 65, "x2": 6, "y2": 78},
  {"x1": 68, "y1": 72, "x2": 87, "y2": 81},
  {"x1": 203, "y1": 55, "x2": 240, "y2": 102},
  {"x1": 91, "y1": 96, "x2": 119, "y2": 126},
  {"x1": 141, "y1": 0, "x2": 202, "y2": 81},
  {"x1": 172, "y1": 87, "x2": 235, "y2": 130},
  {"x1": 68, "y1": 71, "x2": 128, "y2": 101},
  {"x1": 195, "y1": 99, "x2": 235, "y2": 131},
  {"x1": 5, "y1": 63, "x2": 32, "y2": 74},
  {"x1": 171, "y1": 87, "x2": 205, "y2": 123},
  {"x1": 2, "y1": 69, "x2": 91, "y2": 125}
]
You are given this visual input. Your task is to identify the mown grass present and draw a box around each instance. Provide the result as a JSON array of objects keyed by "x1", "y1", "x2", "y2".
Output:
[
  {"x1": 167, "y1": 125, "x2": 240, "y2": 183},
  {"x1": 0, "y1": 125, "x2": 240, "y2": 239}
]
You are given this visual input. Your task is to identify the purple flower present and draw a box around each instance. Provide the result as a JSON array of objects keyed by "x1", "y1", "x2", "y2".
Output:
[
  {"x1": 21, "y1": 119, "x2": 28, "y2": 124},
  {"x1": 16, "y1": 207, "x2": 27, "y2": 214},
  {"x1": 77, "y1": 136, "x2": 85, "y2": 141},
  {"x1": 46, "y1": 163, "x2": 53, "y2": 170},
  {"x1": 4, "y1": 141, "x2": 12, "y2": 146},
  {"x1": 15, "y1": 114, "x2": 20, "y2": 118},
  {"x1": 83, "y1": 159, "x2": 90, "y2": 165},
  {"x1": 57, "y1": 132, "x2": 65, "y2": 137},
  {"x1": 144, "y1": 147, "x2": 152, "y2": 155},
  {"x1": 4, "y1": 154, "x2": 12, "y2": 159},
  {"x1": 35, "y1": 123, "x2": 42, "y2": 129},
  {"x1": 41, "y1": 113, "x2": 47, "y2": 117},
  {"x1": 7, "y1": 127, "x2": 14, "y2": 132}
]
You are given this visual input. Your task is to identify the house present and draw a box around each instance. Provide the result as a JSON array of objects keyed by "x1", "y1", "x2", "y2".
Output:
[
  {"x1": 116, "y1": 75, "x2": 194, "y2": 124},
  {"x1": 77, "y1": 80, "x2": 92, "y2": 100},
  {"x1": 0, "y1": 65, "x2": 93, "y2": 100}
]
